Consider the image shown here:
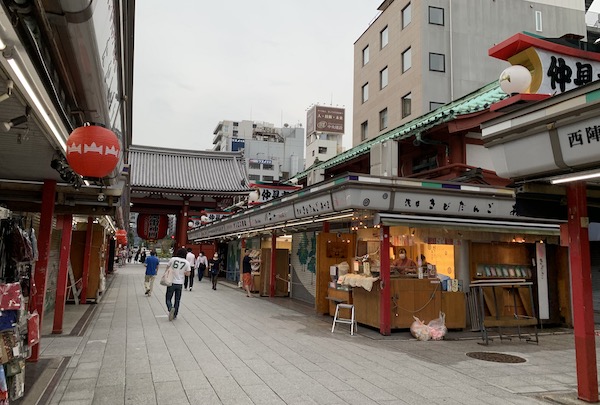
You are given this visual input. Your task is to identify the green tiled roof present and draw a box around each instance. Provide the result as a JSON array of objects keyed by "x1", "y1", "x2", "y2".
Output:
[{"x1": 296, "y1": 81, "x2": 507, "y2": 179}]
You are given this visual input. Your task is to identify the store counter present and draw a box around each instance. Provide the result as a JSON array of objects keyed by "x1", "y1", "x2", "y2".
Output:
[{"x1": 352, "y1": 277, "x2": 466, "y2": 329}]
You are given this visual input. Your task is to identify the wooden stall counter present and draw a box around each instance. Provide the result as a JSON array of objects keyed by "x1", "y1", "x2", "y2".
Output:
[
  {"x1": 353, "y1": 278, "x2": 466, "y2": 330},
  {"x1": 326, "y1": 287, "x2": 352, "y2": 318}
]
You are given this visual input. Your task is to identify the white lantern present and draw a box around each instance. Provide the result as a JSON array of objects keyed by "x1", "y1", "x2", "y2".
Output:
[
  {"x1": 187, "y1": 221, "x2": 194, "y2": 227},
  {"x1": 499, "y1": 65, "x2": 532, "y2": 95},
  {"x1": 200, "y1": 215, "x2": 209, "y2": 222},
  {"x1": 248, "y1": 190, "x2": 259, "y2": 202}
]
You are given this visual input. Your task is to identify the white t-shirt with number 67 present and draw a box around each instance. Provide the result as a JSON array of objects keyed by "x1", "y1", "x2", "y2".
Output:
[{"x1": 166, "y1": 257, "x2": 191, "y2": 285}]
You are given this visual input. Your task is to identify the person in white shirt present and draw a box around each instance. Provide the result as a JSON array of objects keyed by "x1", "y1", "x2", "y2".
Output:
[
  {"x1": 195, "y1": 251, "x2": 208, "y2": 282},
  {"x1": 165, "y1": 248, "x2": 191, "y2": 321},
  {"x1": 184, "y1": 248, "x2": 196, "y2": 291}
]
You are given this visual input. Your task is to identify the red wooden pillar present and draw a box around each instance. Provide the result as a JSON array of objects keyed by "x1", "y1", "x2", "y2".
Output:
[
  {"x1": 30, "y1": 179, "x2": 56, "y2": 361},
  {"x1": 80, "y1": 217, "x2": 94, "y2": 304},
  {"x1": 379, "y1": 225, "x2": 391, "y2": 335},
  {"x1": 53, "y1": 214, "x2": 73, "y2": 334},
  {"x1": 270, "y1": 231, "x2": 276, "y2": 297},
  {"x1": 177, "y1": 200, "x2": 189, "y2": 249},
  {"x1": 566, "y1": 182, "x2": 598, "y2": 403},
  {"x1": 322, "y1": 221, "x2": 330, "y2": 233}
]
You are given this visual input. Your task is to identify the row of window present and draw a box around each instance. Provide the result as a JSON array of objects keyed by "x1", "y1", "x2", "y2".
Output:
[
  {"x1": 363, "y1": 4, "x2": 444, "y2": 65},
  {"x1": 360, "y1": 98, "x2": 446, "y2": 141}
]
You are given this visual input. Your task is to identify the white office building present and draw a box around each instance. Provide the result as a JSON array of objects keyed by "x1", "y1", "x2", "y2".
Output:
[{"x1": 212, "y1": 120, "x2": 305, "y2": 182}]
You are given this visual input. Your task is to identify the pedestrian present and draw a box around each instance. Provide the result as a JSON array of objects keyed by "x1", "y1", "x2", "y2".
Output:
[
  {"x1": 128, "y1": 249, "x2": 133, "y2": 263},
  {"x1": 144, "y1": 250, "x2": 160, "y2": 297},
  {"x1": 209, "y1": 252, "x2": 220, "y2": 290},
  {"x1": 195, "y1": 251, "x2": 208, "y2": 282},
  {"x1": 242, "y1": 249, "x2": 260, "y2": 297},
  {"x1": 184, "y1": 248, "x2": 196, "y2": 291},
  {"x1": 164, "y1": 248, "x2": 190, "y2": 321},
  {"x1": 140, "y1": 249, "x2": 146, "y2": 264},
  {"x1": 134, "y1": 249, "x2": 140, "y2": 263}
]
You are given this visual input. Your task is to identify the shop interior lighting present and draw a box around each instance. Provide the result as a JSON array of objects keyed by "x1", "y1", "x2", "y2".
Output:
[
  {"x1": 550, "y1": 169, "x2": 600, "y2": 185},
  {"x1": 3, "y1": 46, "x2": 67, "y2": 151}
]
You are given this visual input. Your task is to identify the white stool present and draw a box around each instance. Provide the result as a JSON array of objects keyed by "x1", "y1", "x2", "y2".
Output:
[{"x1": 331, "y1": 303, "x2": 357, "y2": 336}]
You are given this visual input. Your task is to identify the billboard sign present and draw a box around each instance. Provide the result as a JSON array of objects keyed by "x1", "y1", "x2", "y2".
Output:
[{"x1": 306, "y1": 106, "x2": 345, "y2": 135}]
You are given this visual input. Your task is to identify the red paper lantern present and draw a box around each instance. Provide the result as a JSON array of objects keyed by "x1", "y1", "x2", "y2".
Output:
[
  {"x1": 137, "y1": 214, "x2": 168, "y2": 240},
  {"x1": 115, "y1": 229, "x2": 128, "y2": 245},
  {"x1": 66, "y1": 125, "x2": 121, "y2": 178}
]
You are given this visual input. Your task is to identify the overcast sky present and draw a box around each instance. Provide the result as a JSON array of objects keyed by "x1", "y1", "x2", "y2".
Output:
[{"x1": 132, "y1": 1, "x2": 382, "y2": 151}]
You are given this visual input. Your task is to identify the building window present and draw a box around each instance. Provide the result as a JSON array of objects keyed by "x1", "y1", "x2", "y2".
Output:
[
  {"x1": 535, "y1": 11, "x2": 542, "y2": 32},
  {"x1": 362, "y1": 83, "x2": 369, "y2": 103},
  {"x1": 402, "y1": 48, "x2": 411, "y2": 72},
  {"x1": 402, "y1": 93, "x2": 412, "y2": 118},
  {"x1": 380, "y1": 66, "x2": 388, "y2": 89},
  {"x1": 249, "y1": 162, "x2": 261, "y2": 169},
  {"x1": 429, "y1": 53, "x2": 445, "y2": 72},
  {"x1": 379, "y1": 108, "x2": 388, "y2": 130},
  {"x1": 402, "y1": 3, "x2": 411, "y2": 29},
  {"x1": 362, "y1": 45, "x2": 369, "y2": 66},
  {"x1": 263, "y1": 163, "x2": 274, "y2": 170},
  {"x1": 361, "y1": 121, "x2": 368, "y2": 141},
  {"x1": 233, "y1": 122, "x2": 239, "y2": 126},
  {"x1": 429, "y1": 6, "x2": 444, "y2": 25},
  {"x1": 312, "y1": 150, "x2": 315, "y2": 156},
  {"x1": 430, "y1": 101, "x2": 445, "y2": 111},
  {"x1": 380, "y1": 26, "x2": 388, "y2": 49},
  {"x1": 233, "y1": 130, "x2": 238, "y2": 137},
  {"x1": 262, "y1": 175, "x2": 274, "y2": 182},
  {"x1": 248, "y1": 174, "x2": 260, "y2": 181},
  {"x1": 318, "y1": 146, "x2": 328, "y2": 154}
]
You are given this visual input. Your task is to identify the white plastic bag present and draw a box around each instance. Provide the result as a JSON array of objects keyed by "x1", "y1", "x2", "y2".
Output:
[
  {"x1": 410, "y1": 316, "x2": 431, "y2": 341},
  {"x1": 427, "y1": 311, "x2": 447, "y2": 341}
]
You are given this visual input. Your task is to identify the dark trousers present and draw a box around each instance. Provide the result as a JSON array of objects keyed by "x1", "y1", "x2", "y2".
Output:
[
  {"x1": 184, "y1": 268, "x2": 195, "y2": 289},
  {"x1": 165, "y1": 284, "x2": 183, "y2": 317},
  {"x1": 198, "y1": 266, "x2": 205, "y2": 281},
  {"x1": 211, "y1": 273, "x2": 218, "y2": 289}
]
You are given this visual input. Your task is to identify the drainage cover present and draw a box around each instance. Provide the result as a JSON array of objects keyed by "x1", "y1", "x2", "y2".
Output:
[{"x1": 466, "y1": 352, "x2": 526, "y2": 363}]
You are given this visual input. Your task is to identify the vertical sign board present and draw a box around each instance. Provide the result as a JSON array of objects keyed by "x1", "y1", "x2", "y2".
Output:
[{"x1": 536, "y1": 242, "x2": 549, "y2": 319}]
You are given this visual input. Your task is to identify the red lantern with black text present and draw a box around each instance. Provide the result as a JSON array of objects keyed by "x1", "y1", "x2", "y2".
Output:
[
  {"x1": 115, "y1": 229, "x2": 128, "y2": 245},
  {"x1": 66, "y1": 125, "x2": 121, "y2": 178},
  {"x1": 137, "y1": 214, "x2": 168, "y2": 241}
]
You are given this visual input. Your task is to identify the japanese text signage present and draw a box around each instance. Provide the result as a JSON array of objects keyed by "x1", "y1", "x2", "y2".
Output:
[
  {"x1": 249, "y1": 182, "x2": 301, "y2": 206},
  {"x1": 306, "y1": 105, "x2": 345, "y2": 135},
  {"x1": 557, "y1": 117, "x2": 600, "y2": 167},
  {"x1": 536, "y1": 48, "x2": 600, "y2": 95}
]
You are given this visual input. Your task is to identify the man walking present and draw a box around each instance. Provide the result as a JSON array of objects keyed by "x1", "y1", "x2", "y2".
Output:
[
  {"x1": 195, "y1": 251, "x2": 208, "y2": 282},
  {"x1": 144, "y1": 250, "x2": 160, "y2": 297},
  {"x1": 165, "y1": 248, "x2": 190, "y2": 321},
  {"x1": 242, "y1": 249, "x2": 259, "y2": 297},
  {"x1": 184, "y1": 247, "x2": 196, "y2": 291}
]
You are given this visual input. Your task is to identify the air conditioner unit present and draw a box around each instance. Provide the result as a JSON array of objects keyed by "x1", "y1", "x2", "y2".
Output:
[{"x1": 370, "y1": 140, "x2": 398, "y2": 177}]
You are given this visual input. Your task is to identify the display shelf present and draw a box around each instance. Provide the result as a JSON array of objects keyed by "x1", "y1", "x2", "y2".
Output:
[{"x1": 475, "y1": 263, "x2": 533, "y2": 279}]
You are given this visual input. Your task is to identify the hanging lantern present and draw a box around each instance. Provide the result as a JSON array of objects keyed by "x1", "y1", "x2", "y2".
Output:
[
  {"x1": 137, "y1": 214, "x2": 168, "y2": 240},
  {"x1": 115, "y1": 229, "x2": 128, "y2": 245},
  {"x1": 66, "y1": 125, "x2": 121, "y2": 178}
]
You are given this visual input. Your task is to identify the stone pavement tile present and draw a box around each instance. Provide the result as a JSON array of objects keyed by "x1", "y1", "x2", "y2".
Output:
[
  {"x1": 326, "y1": 389, "x2": 378, "y2": 405},
  {"x1": 59, "y1": 377, "x2": 97, "y2": 402},
  {"x1": 178, "y1": 371, "x2": 211, "y2": 391},
  {"x1": 241, "y1": 384, "x2": 286, "y2": 404},
  {"x1": 341, "y1": 377, "x2": 398, "y2": 402},
  {"x1": 304, "y1": 370, "x2": 353, "y2": 392},
  {"x1": 208, "y1": 375, "x2": 250, "y2": 400},
  {"x1": 96, "y1": 367, "x2": 126, "y2": 387},
  {"x1": 155, "y1": 381, "x2": 188, "y2": 405},
  {"x1": 92, "y1": 385, "x2": 125, "y2": 405},
  {"x1": 124, "y1": 391, "x2": 157, "y2": 405},
  {"x1": 71, "y1": 360, "x2": 102, "y2": 380},
  {"x1": 53, "y1": 401, "x2": 93, "y2": 405},
  {"x1": 227, "y1": 366, "x2": 264, "y2": 386},
  {"x1": 185, "y1": 388, "x2": 221, "y2": 405}
]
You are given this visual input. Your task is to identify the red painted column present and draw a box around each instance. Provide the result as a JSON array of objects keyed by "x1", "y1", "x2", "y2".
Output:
[
  {"x1": 270, "y1": 231, "x2": 276, "y2": 297},
  {"x1": 177, "y1": 200, "x2": 190, "y2": 249},
  {"x1": 80, "y1": 217, "x2": 94, "y2": 304},
  {"x1": 30, "y1": 179, "x2": 56, "y2": 361},
  {"x1": 53, "y1": 214, "x2": 73, "y2": 334},
  {"x1": 379, "y1": 225, "x2": 391, "y2": 335},
  {"x1": 566, "y1": 182, "x2": 598, "y2": 403},
  {"x1": 322, "y1": 221, "x2": 330, "y2": 233}
]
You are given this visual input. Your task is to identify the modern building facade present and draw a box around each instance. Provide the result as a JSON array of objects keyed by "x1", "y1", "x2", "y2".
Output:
[
  {"x1": 352, "y1": 0, "x2": 586, "y2": 146},
  {"x1": 212, "y1": 120, "x2": 305, "y2": 182}
]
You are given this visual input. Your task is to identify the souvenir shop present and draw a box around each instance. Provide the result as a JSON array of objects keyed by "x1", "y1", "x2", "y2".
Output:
[
  {"x1": 189, "y1": 173, "x2": 565, "y2": 335},
  {"x1": 0, "y1": 207, "x2": 40, "y2": 402}
]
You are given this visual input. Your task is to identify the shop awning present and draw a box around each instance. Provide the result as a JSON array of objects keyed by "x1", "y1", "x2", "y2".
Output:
[{"x1": 375, "y1": 213, "x2": 562, "y2": 235}]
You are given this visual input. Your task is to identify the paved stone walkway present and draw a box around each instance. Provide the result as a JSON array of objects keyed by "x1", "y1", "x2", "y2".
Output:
[{"x1": 38, "y1": 264, "x2": 599, "y2": 404}]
